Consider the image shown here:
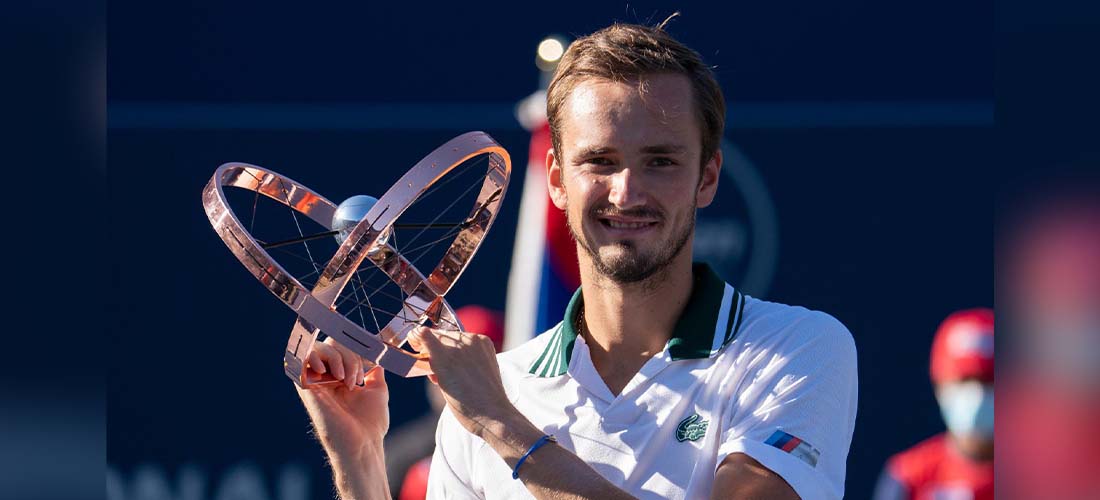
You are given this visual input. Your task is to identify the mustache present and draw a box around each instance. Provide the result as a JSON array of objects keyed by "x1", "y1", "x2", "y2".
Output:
[{"x1": 590, "y1": 205, "x2": 664, "y2": 220}]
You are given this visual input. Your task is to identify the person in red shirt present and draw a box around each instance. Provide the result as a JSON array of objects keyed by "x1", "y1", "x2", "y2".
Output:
[{"x1": 873, "y1": 309, "x2": 994, "y2": 500}]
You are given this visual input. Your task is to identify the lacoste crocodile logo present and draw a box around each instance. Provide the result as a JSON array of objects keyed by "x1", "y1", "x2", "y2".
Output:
[{"x1": 676, "y1": 413, "x2": 709, "y2": 442}]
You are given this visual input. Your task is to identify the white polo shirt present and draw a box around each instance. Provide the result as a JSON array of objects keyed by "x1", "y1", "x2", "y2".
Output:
[{"x1": 427, "y1": 264, "x2": 858, "y2": 500}]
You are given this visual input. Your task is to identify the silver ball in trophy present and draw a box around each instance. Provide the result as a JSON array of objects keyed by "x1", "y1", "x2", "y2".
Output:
[{"x1": 332, "y1": 195, "x2": 391, "y2": 248}]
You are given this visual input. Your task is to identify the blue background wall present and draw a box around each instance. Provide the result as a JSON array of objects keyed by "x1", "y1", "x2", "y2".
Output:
[{"x1": 107, "y1": 2, "x2": 990, "y2": 498}]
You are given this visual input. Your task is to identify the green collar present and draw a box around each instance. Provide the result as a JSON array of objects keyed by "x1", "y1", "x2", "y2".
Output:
[{"x1": 528, "y1": 263, "x2": 746, "y2": 377}]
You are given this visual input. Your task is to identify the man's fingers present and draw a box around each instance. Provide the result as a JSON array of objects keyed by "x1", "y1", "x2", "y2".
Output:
[
  {"x1": 408, "y1": 327, "x2": 435, "y2": 354},
  {"x1": 411, "y1": 327, "x2": 466, "y2": 353},
  {"x1": 315, "y1": 337, "x2": 370, "y2": 387},
  {"x1": 309, "y1": 341, "x2": 364, "y2": 385},
  {"x1": 434, "y1": 327, "x2": 467, "y2": 345},
  {"x1": 475, "y1": 334, "x2": 497, "y2": 355},
  {"x1": 338, "y1": 352, "x2": 356, "y2": 388},
  {"x1": 347, "y1": 354, "x2": 363, "y2": 390},
  {"x1": 307, "y1": 350, "x2": 327, "y2": 374},
  {"x1": 329, "y1": 348, "x2": 346, "y2": 381}
]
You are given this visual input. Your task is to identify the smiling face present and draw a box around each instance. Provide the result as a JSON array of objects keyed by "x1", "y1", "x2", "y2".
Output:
[{"x1": 547, "y1": 74, "x2": 721, "y2": 284}]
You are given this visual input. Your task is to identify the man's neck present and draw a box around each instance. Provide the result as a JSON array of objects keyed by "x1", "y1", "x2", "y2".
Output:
[{"x1": 576, "y1": 252, "x2": 695, "y2": 395}]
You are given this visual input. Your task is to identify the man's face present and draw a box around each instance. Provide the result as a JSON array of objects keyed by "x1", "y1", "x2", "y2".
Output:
[{"x1": 547, "y1": 74, "x2": 720, "y2": 283}]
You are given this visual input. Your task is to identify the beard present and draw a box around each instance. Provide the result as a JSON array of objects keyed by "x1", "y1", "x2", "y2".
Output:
[{"x1": 567, "y1": 201, "x2": 696, "y2": 284}]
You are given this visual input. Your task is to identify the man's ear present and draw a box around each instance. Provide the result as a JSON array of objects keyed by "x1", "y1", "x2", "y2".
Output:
[
  {"x1": 696, "y1": 148, "x2": 722, "y2": 208},
  {"x1": 547, "y1": 148, "x2": 568, "y2": 211}
]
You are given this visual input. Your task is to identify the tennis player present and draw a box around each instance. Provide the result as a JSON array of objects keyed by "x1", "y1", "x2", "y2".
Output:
[{"x1": 297, "y1": 18, "x2": 858, "y2": 500}]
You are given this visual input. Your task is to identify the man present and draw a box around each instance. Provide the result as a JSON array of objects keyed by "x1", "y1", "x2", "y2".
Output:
[
  {"x1": 297, "y1": 18, "x2": 858, "y2": 499},
  {"x1": 873, "y1": 309, "x2": 994, "y2": 500}
]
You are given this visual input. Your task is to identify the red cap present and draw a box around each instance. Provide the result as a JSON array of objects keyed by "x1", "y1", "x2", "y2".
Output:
[
  {"x1": 930, "y1": 308, "x2": 994, "y2": 384},
  {"x1": 455, "y1": 305, "x2": 505, "y2": 353}
]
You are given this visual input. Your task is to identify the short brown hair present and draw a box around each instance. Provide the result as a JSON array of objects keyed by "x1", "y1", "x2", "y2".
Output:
[{"x1": 546, "y1": 15, "x2": 726, "y2": 170}]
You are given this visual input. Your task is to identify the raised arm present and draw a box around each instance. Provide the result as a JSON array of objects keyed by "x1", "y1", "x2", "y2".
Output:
[{"x1": 295, "y1": 338, "x2": 392, "y2": 500}]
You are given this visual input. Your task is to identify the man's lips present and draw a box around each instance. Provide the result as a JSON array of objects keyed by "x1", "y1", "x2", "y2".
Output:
[{"x1": 596, "y1": 215, "x2": 659, "y2": 231}]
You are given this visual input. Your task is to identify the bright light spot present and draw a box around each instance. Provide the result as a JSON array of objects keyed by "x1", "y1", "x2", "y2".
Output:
[{"x1": 537, "y1": 38, "x2": 565, "y2": 63}]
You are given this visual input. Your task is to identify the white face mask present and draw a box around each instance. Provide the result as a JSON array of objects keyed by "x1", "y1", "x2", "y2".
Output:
[{"x1": 936, "y1": 380, "x2": 994, "y2": 438}]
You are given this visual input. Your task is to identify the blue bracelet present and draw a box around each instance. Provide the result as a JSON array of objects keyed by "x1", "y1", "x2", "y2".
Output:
[{"x1": 512, "y1": 434, "x2": 556, "y2": 480}]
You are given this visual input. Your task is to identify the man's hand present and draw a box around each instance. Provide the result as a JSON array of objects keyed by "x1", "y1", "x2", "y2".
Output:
[
  {"x1": 408, "y1": 326, "x2": 512, "y2": 438},
  {"x1": 295, "y1": 338, "x2": 389, "y2": 450}
]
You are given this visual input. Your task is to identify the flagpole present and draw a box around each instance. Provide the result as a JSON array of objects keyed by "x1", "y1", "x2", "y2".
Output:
[{"x1": 503, "y1": 35, "x2": 569, "y2": 352}]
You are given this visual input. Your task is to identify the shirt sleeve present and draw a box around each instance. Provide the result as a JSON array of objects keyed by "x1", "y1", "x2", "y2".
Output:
[
  {"x1": 714, "y1": 311, "x2": 859, "y2": 500},
  {"x1": 425, "y1": 406, "x2": 482, "y2": 500}
]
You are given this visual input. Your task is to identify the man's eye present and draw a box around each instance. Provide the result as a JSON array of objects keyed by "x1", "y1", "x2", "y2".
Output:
[
  {"x1": 586, "y1": 157, "x2": 613, "y2": 166},
  {"x1": 650, "y1": 157, "x2": 677, "y2": 167}
]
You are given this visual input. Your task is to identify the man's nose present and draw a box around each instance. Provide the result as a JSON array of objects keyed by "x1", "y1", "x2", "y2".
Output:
[{"x1": 608, "y1": 167, "x2": 645, "y2": 209}]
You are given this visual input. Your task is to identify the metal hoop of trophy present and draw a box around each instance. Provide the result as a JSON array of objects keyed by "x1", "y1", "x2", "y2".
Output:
[{"x1": 202, "y1": 131, "x2": 511, "y2": 386}]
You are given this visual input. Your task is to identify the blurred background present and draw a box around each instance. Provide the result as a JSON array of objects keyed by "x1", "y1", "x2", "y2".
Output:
[{"x1": 106, "y1": 1, "x2": 993, "y2": 498}]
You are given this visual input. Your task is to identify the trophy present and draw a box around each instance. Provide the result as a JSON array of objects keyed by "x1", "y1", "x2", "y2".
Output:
[{"x1": 202, "y1": 131, "x2": 511, "y2": 386}]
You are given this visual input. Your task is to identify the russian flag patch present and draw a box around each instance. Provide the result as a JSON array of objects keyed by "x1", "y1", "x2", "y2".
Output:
[{"x1": 765, "y1": 430, "x2": 820, "y2": 468}]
